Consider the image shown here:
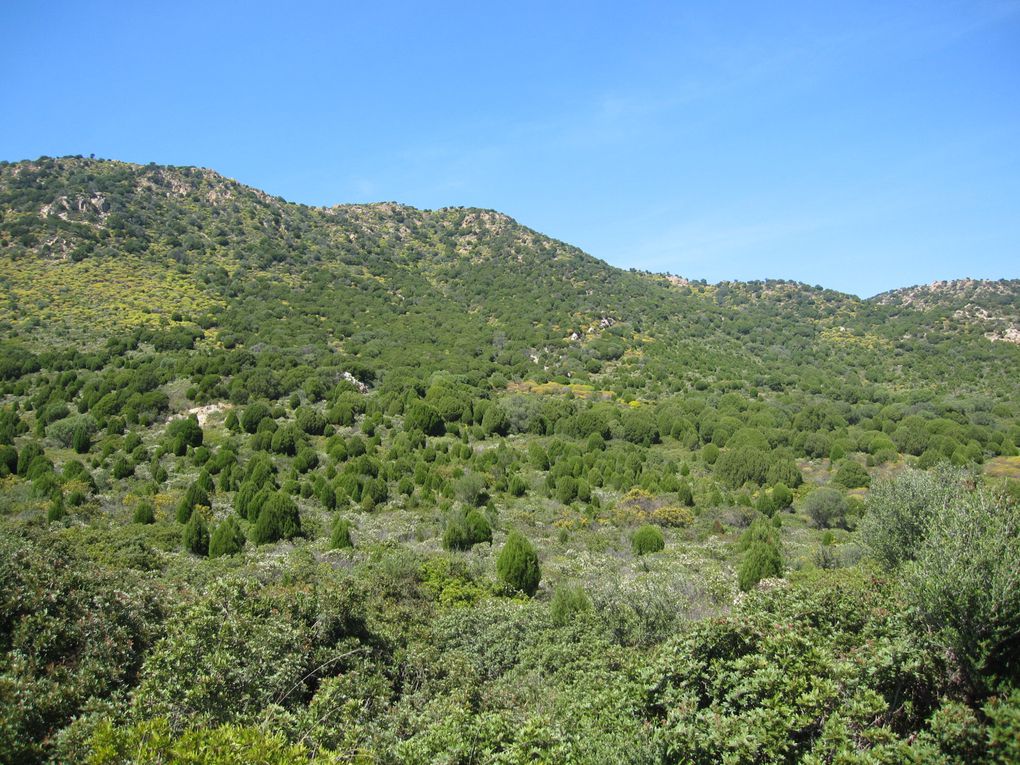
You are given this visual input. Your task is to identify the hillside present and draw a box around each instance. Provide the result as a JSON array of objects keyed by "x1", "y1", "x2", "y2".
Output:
[{"x1": 1, "y1": 157, "x2": 1019, "y2": 763}]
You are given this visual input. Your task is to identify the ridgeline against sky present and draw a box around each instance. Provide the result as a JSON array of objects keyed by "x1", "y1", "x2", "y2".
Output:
[{"x1": 2, "y1": 1, "x2": 1018, "y2": 294}]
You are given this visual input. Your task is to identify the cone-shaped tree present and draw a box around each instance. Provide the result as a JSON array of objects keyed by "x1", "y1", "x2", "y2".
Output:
[
  {"x1": 176, "y1": 482, "x2": 209, "y2": 524},
  {"x1": 250, "y1": 491, "x2": 301, "y2": 545},
  {"x1": 209, "y1": 515, "x2": 246, "y2": 557},
  {"x1": 47, "y1": 492, "x2": 65, "y2": 522},
  {"x1": 464, "y1": 509, "x2": 492, "y2": 545},
  {"x1": 738, "y1": 539, "x2": 783, "y2": 591},
  {"x1": 72, "y1": 423, "x2": 91, "y2": 454},
  {"x1": 329, "y1": 518, "x2": 354, "y2": 550},
  {"x1": 183, "y1": 512, "x2": 209, "y2": 555},
  {"x1": 497, "y1": 530, "x2": 541, "y2": 596}
]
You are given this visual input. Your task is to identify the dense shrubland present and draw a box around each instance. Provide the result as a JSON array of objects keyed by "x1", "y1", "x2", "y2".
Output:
[{"x1": 1, "y1": 157, "x2": 1019, "y2": 762}]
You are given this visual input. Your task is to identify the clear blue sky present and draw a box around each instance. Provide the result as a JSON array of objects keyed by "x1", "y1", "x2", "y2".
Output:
[{"x1": 2, "y1": 1, "x2": 1018, "y2": 296}]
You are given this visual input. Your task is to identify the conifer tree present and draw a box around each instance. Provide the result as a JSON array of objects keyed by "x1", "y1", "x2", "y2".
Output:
[
  {"x1": 183, "y1": 512, "x2": 209, "y2": 555},
  {"x1": 209, "y1": 515, "x2": 245, "y2": 557},
  {"x1": 497, "y1": 530, "x2": 541, "y2": 596},
  {"x1": 329, "y1": 517, "x2": 354, "y2": 549}
]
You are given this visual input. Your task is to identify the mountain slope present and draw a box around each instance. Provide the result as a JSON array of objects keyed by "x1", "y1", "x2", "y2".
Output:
[{"x1": 3, "y1": 156, "x2": 1018, "y2": 405}]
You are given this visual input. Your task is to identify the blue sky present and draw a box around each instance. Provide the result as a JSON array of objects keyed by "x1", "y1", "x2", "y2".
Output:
[{"x1": 2, "y1": 1, "x2": 1018, "y2": 296}]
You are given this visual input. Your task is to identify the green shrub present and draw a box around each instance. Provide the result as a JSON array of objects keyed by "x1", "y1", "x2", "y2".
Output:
[
  {"x1": 715, "y1": 447, "x2": 769, "y2": 488},
  {"x1": 555, "y1": 476, "x2": 579, "y2": 504},
  {"x1": 676, "y1": 481, "x2": 694, "y2": 506},
  {"x1": 702, "y1": 443, "x2": 720, "y2": 464},
  {"x1": 133, "y1": 501, "x2": 155, "y2": 524},
  {"x1": 0, "y1": 445, "x2": 16, "y2": 476},
  {"x1": 66, "y1": 419, "x2": 95, "y2": 453},
  {"x1": 803, "y1": 487, "x2": 848, "y2": 529},
  {"x1": 176, "y1": 482, "x2": 209, "y2": 524},
  {"x1": 443, "y1": 508, "x2": 492, "y2": 551},
  {"x1": 329, "y1": 518, "x2": 354, "y2": 549},
  {"x1": 738, "y1": 524, "x2": 783, "y2": 591},
  {"x1": 404, "y1": 402, "x2": 444, "y2": 436},
  {"x1": 859, "y1": 465, "x2": 962, "y2": 570},
  {"x1": 166, "y1": 415, "x2": 203, "y2": 455},
  {"x1": 833, "y1": 460, "x2": 870, "y2": 489},
  {"x1": 209, "y1": 515, "x2": 245, "y2": 557},
  {"x1": 17, "y1": 443, "x2": 45, "y2": 476},
  {"x1": 497, "y1": 530, "x2": 541, "y2": 596},
  {"x1": 632, "y1": 524, "x2": 665, "y2": 555},
  {"x1": 550, "y1": 583, "x2": 592, "y2": 626},
  {"x1": 250, "y1": 492, "x2": 301, "y2": 544},
  {"x1": 771, "y1": 482, "x2": 793, "y2": 509},
  {"x1": 241, "y1": 402, "x2": 271, "y2": 434},
  {"x1": 182, "y1": 512, "x2": 209, "y2": 555},
  {"x1": 111, "y1": 455, "x2": 134, "y2": 479},
  {"x1": 897, "y1": 475, "x2": 1020, "y2": 694},
  {"x1": 47, "y1": 492, "x2": 65, "y2": 522},
  {"x1": 454, "y1": 472, "x2": 487, "y2": 507},
  {"x1": 509, "y1": 474, "x2": 527, "y2": 497}
]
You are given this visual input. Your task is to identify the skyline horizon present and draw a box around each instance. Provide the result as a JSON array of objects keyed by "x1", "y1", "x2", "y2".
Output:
[
  {"x1": 3, "y1": 2, "x2": 1018, "y2": 299},
  {"x1": 5, "y1": 150, "x2": 1016, "y2": 300}
]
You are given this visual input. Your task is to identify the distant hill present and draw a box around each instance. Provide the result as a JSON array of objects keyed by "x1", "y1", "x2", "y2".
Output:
[{"x1": 1, "y1": 156, "x2": 1018, "y2": 401}]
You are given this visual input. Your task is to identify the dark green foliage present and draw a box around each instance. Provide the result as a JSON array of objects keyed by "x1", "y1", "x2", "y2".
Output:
[
  {"x1": 464, "y1": 509, "x2": 492, "y2": 545},
  {"x1": 241, "y1": 402, "x2": 271, "y2": 434},
  {"x1": 175, "y1": 482, "x2": 209, "y2": 524},
  {"x1": 111, "y1": 455, "x2": 134, "y2": 479},
  {"x1": 404, "y1": 402, "x2": 444, "y2": 436},
  {"x1": 250, "y1": 492, "x2": 301, "y2": 544},
  {"x1": 47, "y1": 492, "x2": 65, "y2": 522},
  {"x1": 166, "y1": 415, "x2": 203, "y2": 456},
  {"x1": 738, "y1": 538, "x2": 784, "y2": 591},
  {"x1": 481, "y1": 402, "x2": 508, "y2": 436},
  {"x1": 702, "y1": 443, "x2": 720, "y2": 465},
  {"x1": 133, "y1": 501, "x2": 155, "y2": 524},
  {"x1": 766, "y1": 455, "x2": 803, "y2": 487},
  {"x1": 71, "y1": 422, "x2": 91, "y2": 453},
  {"x1": 0, "y1": 445, "x2": 16, "y2": 476},
  {"x1": 675, "y1": 480, "x2": 694, "y2": 506},
  {"x1": 234, "y1": 481, "x2": 270, "y2": 521},
  {"x1": 182, "y1": 512, "x2": 209, "y2": 555},
  {"x1": 0, "y1": 531, "x2": 161, "y2": 764},
  {"x1": 497, "y1": 530, "x2": 541, "y2": 595},
  {"x1": 715, "y1": 447, "x2": 769, "y2": 488},
  {"x1": 508, "y1": 474, "x2": 527, "y2": 497},
  {"x1": 271, "y1": 424, "x2": 300, "y2": 455},
  {"x1": 621, "y1": 408, "x2": 660, "y2": 446},
  {"x1": 442, "y1": 508, "x2": 492, "y2": 550},
  {"x1": 804, "y1": 487, "x2": 849, "y2": 529},
  {"x1": 771, "y1": 482, "x2": 793, "y2": 509},
  {"x1": 833, "y1": 459, "x2": 870, "y2": 489},
  {"x1": 208, "y1": 515, "x2": 245, "y2": 557},
  {"x1": 632, "y1": 524, "x2": 665, "y2": 555},
  {"x1": 329, "y1": 517, "x2": 354, "y2": 549},
  {"x1": 295, "y1": 407, "x2": 326, "y2": 436},
  {"x1": 555, "y1": 476, "x2": 579, "y2": 504},
  {"x1": 17, "y1": 441, "x2": 44, "y2": 476}
]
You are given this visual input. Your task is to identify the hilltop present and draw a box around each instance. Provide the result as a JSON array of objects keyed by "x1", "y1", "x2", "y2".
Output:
[{"x1": 3, "y1": 157, "x2": 1018, "y2": 399}]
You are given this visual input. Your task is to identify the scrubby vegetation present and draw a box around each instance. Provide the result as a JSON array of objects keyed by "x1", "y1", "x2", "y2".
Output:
[{"x1": 1, "y1": 157, "x2": 1019, "y2": 762}]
